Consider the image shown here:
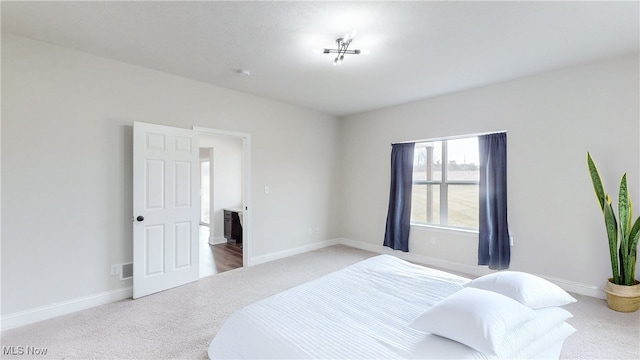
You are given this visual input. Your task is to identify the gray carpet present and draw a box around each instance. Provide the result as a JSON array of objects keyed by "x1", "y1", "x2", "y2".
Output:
[
  {"x1": 561, "y1": 291, "x2": 640, "y2": 359},
  {"x1": 1, "y1": 245, "x2": 638, "y2": 359}
]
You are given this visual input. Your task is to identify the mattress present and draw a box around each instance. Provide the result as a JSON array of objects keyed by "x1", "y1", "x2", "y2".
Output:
[{"x1": 208, "y1": 255, "x2": 571, "y2": 359}]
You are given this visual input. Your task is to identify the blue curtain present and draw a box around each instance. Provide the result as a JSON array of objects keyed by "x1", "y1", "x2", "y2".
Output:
[
  {"x1": 383, "y1": 143, "x2": 415, "y2": 252},
  {"x1": 478, "y1": 133, "x2": 510, "y2": 269}
]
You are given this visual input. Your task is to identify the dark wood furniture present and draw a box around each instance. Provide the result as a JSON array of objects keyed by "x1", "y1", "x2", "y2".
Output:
[{"x1": 224, "y1": 209, "x2": 243, "y2": 245}]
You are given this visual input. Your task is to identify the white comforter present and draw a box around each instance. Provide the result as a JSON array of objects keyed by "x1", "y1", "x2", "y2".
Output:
[
  {"x1": 209, "y1": 255, "x2": 574, "y2": 359},
  {"x1": 209, "y1": 255, "x2": 499, "y2": 359}
]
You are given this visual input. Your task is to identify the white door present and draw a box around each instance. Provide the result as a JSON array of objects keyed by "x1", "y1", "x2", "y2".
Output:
[{"x1": 133, "y1": 122, "x2": 200, "y2": 299}]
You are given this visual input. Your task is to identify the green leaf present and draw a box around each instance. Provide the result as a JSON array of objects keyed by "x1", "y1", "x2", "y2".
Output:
[
  {"x1": 621, "y1": 246, "x2": 628, "y2": 285},
  {"x1": 626, "y1": 216, "x2": 640, "y2": 285},
  {"x1": 587, "y1": 153, "x2": 606, "y2": 211},
  {"x1": 619, "y1": 174, "x2": 630, "y2": 240},
  {"x1": 604, "y1": 197, "x2": 620, "y2": 284},
  {"x1": 619, "y1": 175, "x2": 630, "y2": 284},
  {"x1": 629, "y1": 215, "x2": 640, "y2": 255}
]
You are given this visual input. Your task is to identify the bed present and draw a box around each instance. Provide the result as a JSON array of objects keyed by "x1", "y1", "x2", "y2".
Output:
[{"x1": 208, "y1": 255, "x2": 576, "y2": 359}]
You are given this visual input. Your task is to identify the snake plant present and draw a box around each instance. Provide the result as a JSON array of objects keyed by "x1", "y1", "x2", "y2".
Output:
[{"x1": 587, "y1": 152, "x2": 640, "y2": 286}]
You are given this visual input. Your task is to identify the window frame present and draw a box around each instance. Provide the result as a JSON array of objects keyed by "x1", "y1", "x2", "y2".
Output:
[{"x1": 411, "y1": 137, "x2": 480, "y2": 231}]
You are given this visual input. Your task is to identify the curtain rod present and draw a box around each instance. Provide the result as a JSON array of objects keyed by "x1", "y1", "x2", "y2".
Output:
[{"x1": 391, "y1": 130, "x2": 507, "y2": 145}]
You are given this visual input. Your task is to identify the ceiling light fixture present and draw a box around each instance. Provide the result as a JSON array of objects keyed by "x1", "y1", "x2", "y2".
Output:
[{"x1": 323, "y1": 30, "x2": 361, "y2": 66}]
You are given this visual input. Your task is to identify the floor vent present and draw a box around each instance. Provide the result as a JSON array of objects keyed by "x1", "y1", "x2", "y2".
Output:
[{"x1": 120, "y1": 263, "x2": 133, "y2": 280}]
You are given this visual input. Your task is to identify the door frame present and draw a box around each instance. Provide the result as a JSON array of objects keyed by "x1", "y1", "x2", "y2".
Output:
[{"x1": 193, "y1": 126, "x2": 251, "y2": 267}]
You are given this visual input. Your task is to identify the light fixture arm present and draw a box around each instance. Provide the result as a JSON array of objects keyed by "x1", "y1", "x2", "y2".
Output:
[{"x1": 323, "y1": 34, "x2": 362, "y2": 65}]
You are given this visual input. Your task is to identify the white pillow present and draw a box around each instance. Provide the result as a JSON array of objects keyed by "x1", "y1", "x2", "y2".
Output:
[
  {"x1": 465, "y1": 271, "x2": 577, "y2": 309},
  {"x1": 507, "y1": 322, "x2": 577, "y2": 359},
  {"x1": 496, "y1": 307, "x2": 573, "y2": 357},
  {"x1": 409, "y1": 287, "x2": 536, "y2": 355}
]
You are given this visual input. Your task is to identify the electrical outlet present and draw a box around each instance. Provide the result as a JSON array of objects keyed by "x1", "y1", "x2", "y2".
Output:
[
  {"x1": 110, "y1": 264, "x2": 120, "y2": 276},
  {"x1": 509, "y1": 235, "x2": 514, "y2": 246}
]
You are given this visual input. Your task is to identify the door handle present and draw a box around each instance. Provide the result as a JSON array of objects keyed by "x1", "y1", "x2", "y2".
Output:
[{"x1": 136, "y1": 216, "x2": 144, "y2": 222}]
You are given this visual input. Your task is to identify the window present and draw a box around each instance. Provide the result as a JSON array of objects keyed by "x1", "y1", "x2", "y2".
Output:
[
  {"x1": 201, "y1": 160, "x2": 211, "y2": 224},
  {"x1": 411, "y1": 136, "x2": 479, "y2": 230}
]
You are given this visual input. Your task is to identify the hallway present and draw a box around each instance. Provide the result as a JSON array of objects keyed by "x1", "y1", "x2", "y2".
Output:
[{"x1": 199, "y1": 226, "x2": 243, "y2": 278}]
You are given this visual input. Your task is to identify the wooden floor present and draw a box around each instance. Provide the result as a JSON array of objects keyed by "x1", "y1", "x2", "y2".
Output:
[
  {"x1": 199, "y1": 225, "x2": 243, "y2": 277},
  {"x1": 211, "y1": 243, "x2": 243, "y2": 273}
]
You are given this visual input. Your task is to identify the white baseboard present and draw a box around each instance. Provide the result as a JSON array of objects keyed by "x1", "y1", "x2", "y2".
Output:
[
  {"x1": 1, "y1": 287, "x2": 132, "y2": 331},
  {"x1": 1, "y1": 238, "x2": 605, "y2": 331},
  {"x1": 208, "y1": 236, "x2": 227, "y2": 245},
  {"x1": 2, "y1": 240, "x2": 339, "y2": 331},
  {"x1": 539, "y1": 275, "x2": 605, "y2": 299},
  {"x1": 338, "y1": 238, "x2": 606, "y2": 299},
  {"x1": 249, "y1": 239, "x2": 340, "y2": 266},
  {"x1": 338, "y1": 238, "x2": 494, "y2": 277}
]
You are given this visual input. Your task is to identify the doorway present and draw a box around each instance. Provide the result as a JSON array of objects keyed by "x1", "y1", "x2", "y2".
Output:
[
  {"x1": 196, "y1": 127, "x2": 250, "y2": 277},
  {"x1": 133, "y1": 122, "x2": 251, "y2": 298},
  {"x1": 200, "y1": 152, "x2": 212, "y2": 227}
]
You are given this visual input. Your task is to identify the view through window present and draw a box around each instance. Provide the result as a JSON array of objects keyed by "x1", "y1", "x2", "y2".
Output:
[{"x1": 411, "y1": 136, "x2": 479, "y2": 230}]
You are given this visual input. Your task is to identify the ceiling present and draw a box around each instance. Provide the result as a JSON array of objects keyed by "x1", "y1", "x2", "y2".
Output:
[{"x1": 2, "y1": 1, "x2": 638, "y2": 117}]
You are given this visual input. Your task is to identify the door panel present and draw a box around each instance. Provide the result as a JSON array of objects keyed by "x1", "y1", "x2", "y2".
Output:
[
  {"x1": 175, "y1": 161, "x2": 192, "y2": 207},
  {"x1": 133, "y1": 122, "x2": 199, "y2": 299},
  {"x1": 174, "y1": 221, "x2": 192, "y2": 269},
  {"x1": 145, "y1": 225, "x2": 165, "y2": 276},
  {"x1": 146, "y1": 160, "x2": 165, "y2": 209}
]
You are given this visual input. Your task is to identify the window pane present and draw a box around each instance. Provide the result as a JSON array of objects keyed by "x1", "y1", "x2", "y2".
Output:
[
  {"x1": 448, "y1": 184, "x2": 479, "y2": 229},
  {"x1": 447, "y1": 137, "x2": 479, "y2": 181},
  {"x1": 413, "y1": 141, "x2": 442, "y2": 182},
  {"x1": 411, "y1": 184, "x2": 440, "y2": 225}
]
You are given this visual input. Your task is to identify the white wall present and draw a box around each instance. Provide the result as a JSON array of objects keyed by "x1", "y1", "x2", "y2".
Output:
[
  {"x1": 1, "y1": 34, "x2": 341, "y2": 316},
  {"x1": 200, "y1": 134, "x2": 243, "y2": 242},
  {"x1": 2, "y1": 31, "x2": 638, "y2": 326},
  {"x1": 339, "y1": 53, "x2": 640, "y2": 294}
]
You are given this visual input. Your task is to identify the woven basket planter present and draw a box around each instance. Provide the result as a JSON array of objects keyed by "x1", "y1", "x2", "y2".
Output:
[{"x1": 604, "y1": 278, "x2": 640, "y2": 312}]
